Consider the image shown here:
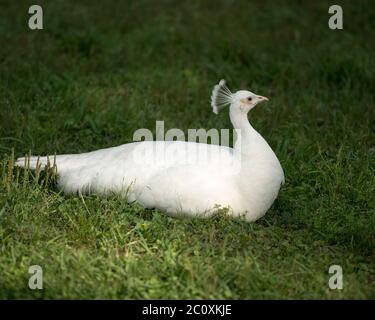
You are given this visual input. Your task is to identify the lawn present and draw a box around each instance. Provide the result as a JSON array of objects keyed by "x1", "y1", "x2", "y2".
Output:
[{"x1": 0, "y1": 0, "x2": 374, "y2": 299}]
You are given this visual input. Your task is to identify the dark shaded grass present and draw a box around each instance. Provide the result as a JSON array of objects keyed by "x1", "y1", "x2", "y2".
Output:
[{"x1": 0, "y1": 0, "x2": 374, "y2": 298}]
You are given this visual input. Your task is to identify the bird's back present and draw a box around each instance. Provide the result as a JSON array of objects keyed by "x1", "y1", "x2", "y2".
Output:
[{"x1": 17, "y1": 141, "x2": 235, "y2": 197}]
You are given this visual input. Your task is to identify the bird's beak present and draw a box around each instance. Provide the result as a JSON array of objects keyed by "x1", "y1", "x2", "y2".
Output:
[{"x1": 256, "y1": 95, "x2": 269, "y2": 102}]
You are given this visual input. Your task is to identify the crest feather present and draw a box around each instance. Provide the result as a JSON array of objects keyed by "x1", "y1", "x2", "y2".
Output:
[{"x1": 211, "y1": 79, "x2": 233, "y2": 114}]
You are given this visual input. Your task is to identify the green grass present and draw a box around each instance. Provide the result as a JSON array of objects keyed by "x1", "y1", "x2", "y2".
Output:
[{"x1": 0, "y1": 0, "x2": 374, "y2": 299}]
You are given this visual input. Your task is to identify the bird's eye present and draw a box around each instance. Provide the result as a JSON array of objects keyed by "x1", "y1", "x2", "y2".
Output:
[{"x1": 247, "y1": 97, "x2": 252, "y2": 101}]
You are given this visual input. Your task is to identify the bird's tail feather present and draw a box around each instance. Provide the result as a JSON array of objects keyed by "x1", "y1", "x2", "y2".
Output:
[{"x1": 15, "y1": 155, "x2": 57, "y2": 170}]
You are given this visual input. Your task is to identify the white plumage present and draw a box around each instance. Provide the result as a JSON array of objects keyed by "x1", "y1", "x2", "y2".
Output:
[{"x1": 16, "y1": 80, "x2": 284, "y2": 222}]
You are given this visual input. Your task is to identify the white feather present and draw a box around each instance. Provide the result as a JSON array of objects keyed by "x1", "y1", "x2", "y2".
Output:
[
  {"x1": 16, "y1": 81, "x2": 284, "y2": 222},
  {"x1": 211, "y1": 79, "x2": 233, "y2": 114}
]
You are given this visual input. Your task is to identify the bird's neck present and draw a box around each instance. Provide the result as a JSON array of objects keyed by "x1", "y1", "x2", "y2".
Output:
[{"x1": 229, "y1": 108, "x2": 271, "y2": 159}]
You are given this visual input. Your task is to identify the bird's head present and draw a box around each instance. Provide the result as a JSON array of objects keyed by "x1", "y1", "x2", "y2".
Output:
[{"x1": 211, "y1": 80, "x2": 268, "y2": 115}]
